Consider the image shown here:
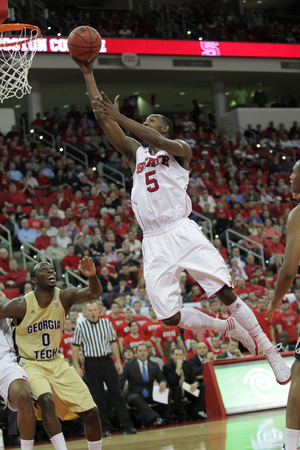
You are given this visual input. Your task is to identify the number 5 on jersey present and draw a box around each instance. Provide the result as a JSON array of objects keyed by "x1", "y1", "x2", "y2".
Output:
[{"x1": 146, "y1": 170, "x2": 159, "y2": 192}]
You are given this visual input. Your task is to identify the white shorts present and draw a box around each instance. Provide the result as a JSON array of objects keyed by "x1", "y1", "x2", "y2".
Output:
[
  {"x1": 142, "y1": 217, "x2": 232, "y2": 320},
  {"x1": 0, "y1": 354, "x2": 29, "y2": 411}
]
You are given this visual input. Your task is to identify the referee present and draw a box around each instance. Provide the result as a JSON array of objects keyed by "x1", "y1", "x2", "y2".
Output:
[{"x1": 72, "y1": 301, "x2": 137, "y2": 437}]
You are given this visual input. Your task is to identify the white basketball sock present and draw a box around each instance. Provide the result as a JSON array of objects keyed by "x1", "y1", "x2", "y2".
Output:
[
  {"x1": 178, "y1": 308, "x2": 228, "y2": 333},
  {"x1": 20, "y1": 439, "x2": 34, "y2": 450},
  {"x1": 50, "y1": 433, "x2": 68, "y2": 450},
  {"x1": 228, "y1": 297, "x2": 263, "y2": 338},
  {"x1": 284, "y1": 428, "x2": 300, "y2": 450},
  {"x1": 88, "y1": 440, "x2": 102, "y2": 450}
]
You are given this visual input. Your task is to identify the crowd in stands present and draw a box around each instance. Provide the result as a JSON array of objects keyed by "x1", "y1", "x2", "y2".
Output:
[
  {"x1": 1, "y1": 99, "x2": 300, "y2": 428},
  {"x1": 8, "y1": 1, "x2": 300, "y2": 44}
]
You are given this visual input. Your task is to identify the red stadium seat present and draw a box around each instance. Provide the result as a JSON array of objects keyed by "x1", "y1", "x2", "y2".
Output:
[
  {"x1": 40, "y1": 205, "x2": 50, "y2": 213},
  {"x1": 39, "y1": 197, "x2": 54, "y2": 205},
  {"x1": 282, "y1": 202, "x2": 293, "y2": 210},
  {"x1": 2, "y1": 288, "x2": 20, "y2": 299},
  {"x1": 22, "y1": 206, "x2": 33, "y2": 214},
  {"x1": 63, "y1": 188, "x2": 73, "y2": 196}
]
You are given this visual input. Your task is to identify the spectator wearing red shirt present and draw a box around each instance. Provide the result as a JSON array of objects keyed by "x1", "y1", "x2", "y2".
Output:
[
  {"x1": 201, "y1": 172, "x2": 214, "y2": 191},
  {"x1": 214, "y1": 201, "x2": 232, "y2": 220},
  {"x1": 71, "y1": 190, "x2": 88, "y2": 211},
  {"x1": 132, "y1": 300, "x2": 149, "y2": 328},
  {"x1": 36, "y1": 169, "x2": 51, "y2": 188},
  {"x1": 31, "y1": 112, "x2": 45, "y2": 128},
  {"x1": 242, "y1": 225, "x2": 269, "y2": 256},
  {"x1": 234, "y1": 277, "x2": 251, "y2": 300},
  {"x1": 0, "y1": 258, "x2": 28, "y2": 288},
  {"x1": 117, "y1": 306, "x2": 134, "y2": 352},
  {"x1": 49, "y1": 209, "x2": 65, "y2": 229},
  {"x1": 61, "y1": 243, "x2": 81, "y2": 272},
  {"x1": 28, "y1": 209, "x2": 43, "y2": 231},
  {"x1": 0, "y1": 248, "x2": 11, "y2": 275},
  {"x1": 34, "y1": 225, "x2": 51, "y2": 251},
  {"x1": 4, "y1": 182, "x2": 33, "y2": 207},
  {"x1": 248, "y1": 273, "x2": 267, "y2": 298},
  {"x1": 274, "y1": 298, "x2": 300, "y2": 345},
  {"x1": 213, "y1": 238, "x2": 228, "y2": 262},
  {"x1": 186, "y1": 338, "x2": 199, "y2": 360},
  {"x1": 122, "y1": 320, "x2": 150, "y2": 348},
  {"x1": 107, "y1": 302, "x2": 124, "y2": 330},
  {"x1": 154, "y1": 323, "x2": 186, "y2": 358},
  {"x1": 271, "y1": 198, "x2": 285, "y2": 219},
  {"x1": 209, "y1": 335, "x2": 223, "y2": 356},
  {"x1": 142, "y1": 305, "x2": 161, "y2": 353},
  {"x1": 59, "y1": 318, "x2": 74, "y2": 361},
  {"x1": 244, "y1": 254, "x2": 266, "y2": 279},
  {"x1": 253, "y1": 297, "x2": 275, "y2": 343},
  {"x1": 110, "y1": 213, "x2": 129, "y2": 242},
  {"x1": 96, "y1": 255, "x2": 117, "y2": 277},
  {"x1": 266, "y1": 235, "x2": 285, "y2": 271}
]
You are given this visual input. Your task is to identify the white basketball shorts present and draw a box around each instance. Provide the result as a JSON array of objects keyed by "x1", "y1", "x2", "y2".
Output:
[
  {"x1": 142, "y1": 217, "x2": 232, "y2": 320},
  {"x1": 0, "y1": 354, "x2": 29, "y2": 411}
]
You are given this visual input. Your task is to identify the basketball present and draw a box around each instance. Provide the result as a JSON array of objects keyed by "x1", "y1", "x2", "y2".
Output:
[{"x1": 68, "y1": 26, "x2": 101, "y2": 61}]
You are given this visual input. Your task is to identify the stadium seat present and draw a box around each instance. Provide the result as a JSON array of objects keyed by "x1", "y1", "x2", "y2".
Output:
[
  {"x1": 39, "y1": 197, "x2": 53, "y2": 205},
  {"x1": 63, "y1": 188, "x2": 73, "y2": 196},
  {"x1": 2, "y1": 288, "x2": 20, "y2": 299},
  {"x1": 22, "y1": 206, "x2": 33, "y2": 214}
]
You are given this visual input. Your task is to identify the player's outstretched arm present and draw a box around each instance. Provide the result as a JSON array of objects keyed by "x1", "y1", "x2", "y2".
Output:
[
  {"x1": 61, "y1": 257, "x2": 103, "y2": 310},
  {"x1": 268, "y1": 206, "x2": 300, "y2": 320},
  {"x1": 94, "y1": 93, "x2": 192, "y2": 161},
  {"x1": 71, "y1": 56, "x2": 139, "y2": 169},
  {"x1": 0, "y1": 295, "x2": 26, "y2": 320}
]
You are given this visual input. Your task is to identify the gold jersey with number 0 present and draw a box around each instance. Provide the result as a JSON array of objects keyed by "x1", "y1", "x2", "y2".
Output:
[{"x1": 13, "y1": 287, "x2": 65, "y2": 361}]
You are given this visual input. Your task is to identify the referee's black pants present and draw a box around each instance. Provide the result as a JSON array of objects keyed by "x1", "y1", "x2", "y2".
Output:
[{"x1": 85, "y1": 356, "x2": 133, "y2": 431}]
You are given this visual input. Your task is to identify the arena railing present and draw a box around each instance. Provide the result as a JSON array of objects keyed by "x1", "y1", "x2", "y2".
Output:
[
  {"x1": 225, "y1": 228, "x2": 266, "y2": 270},
  {"x1": 31, "y1": 125, "x2": 56, "y2": 149},
  {"x1": 97, "y1": 161, "x2": 126, "y2": 190},
  {"x1": 64, "y1": 268, "x2": 88, "y2": 289},
  {"x1": 191, "y1": 211, "x2": 213, "y2": 242},
  {"x1": 0, "y1": 224, "x2": 12, "y2": 258},
  {"x1": 21, "y1": 241, "x2": 53, "y2": 271}
]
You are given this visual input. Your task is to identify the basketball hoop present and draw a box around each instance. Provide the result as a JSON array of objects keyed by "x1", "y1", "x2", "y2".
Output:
[{"x1": 0, "y1": 23, "x2": 41, "y2": 102}]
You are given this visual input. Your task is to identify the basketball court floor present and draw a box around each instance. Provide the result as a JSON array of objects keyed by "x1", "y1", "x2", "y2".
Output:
[{"x1": 28, "y1": 408, "x2": 289, "y2": 450}]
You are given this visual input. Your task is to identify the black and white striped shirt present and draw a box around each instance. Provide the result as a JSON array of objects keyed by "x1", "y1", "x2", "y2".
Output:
[{"x1": 73, "y1": 318, "x2": 117, "y2": 357}]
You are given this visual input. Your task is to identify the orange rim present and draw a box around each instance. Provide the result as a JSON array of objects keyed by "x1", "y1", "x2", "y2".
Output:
[{"x1": 0, "y1": 23, "x2": 41, "y2": 46}]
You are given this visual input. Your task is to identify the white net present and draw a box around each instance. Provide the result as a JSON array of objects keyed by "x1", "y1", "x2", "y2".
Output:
[{"x1": 0, "y1": 25, "x2": 41, "y2": 102}]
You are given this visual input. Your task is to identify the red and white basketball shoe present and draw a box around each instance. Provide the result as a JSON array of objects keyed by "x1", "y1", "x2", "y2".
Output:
[{"x1": 225, "y1": 317, "x2": 259, "y2": 356}]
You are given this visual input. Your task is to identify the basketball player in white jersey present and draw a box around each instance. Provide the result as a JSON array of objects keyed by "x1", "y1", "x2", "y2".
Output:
[
  {"x1": 73, "y1": 56, "x2": 290, "y2": 385},
  {"x1": 267, "y1": 161, "x2": 300, "y2": 450},
  {"x1": 0, "y1": 292, "x2": 36, "y2": 450}
]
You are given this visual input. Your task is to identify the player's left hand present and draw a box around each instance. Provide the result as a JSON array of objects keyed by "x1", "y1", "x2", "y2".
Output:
[
  {"x1": 78, "y1": 257, "x2": 96, "y2": 277},
  {"x1": 92, "y1": 92, "x2": 120, "y2": 121}
]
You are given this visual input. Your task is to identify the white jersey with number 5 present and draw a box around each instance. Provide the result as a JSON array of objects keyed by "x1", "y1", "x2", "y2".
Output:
[{"x1": 131, "y1": 146, "x2": 191, "y2": 231}]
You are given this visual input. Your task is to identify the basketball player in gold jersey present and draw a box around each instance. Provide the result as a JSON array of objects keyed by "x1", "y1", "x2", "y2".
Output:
[{"x1": 0, "y1": 256, "x2": 103, "y2": 450}]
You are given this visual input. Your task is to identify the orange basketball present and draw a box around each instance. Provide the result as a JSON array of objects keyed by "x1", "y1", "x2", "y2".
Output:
[{"x1": 68, "y1": 26, "x2": 101, "y2": 61}]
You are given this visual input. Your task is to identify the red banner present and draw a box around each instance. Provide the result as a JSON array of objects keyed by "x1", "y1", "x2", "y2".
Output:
[{"x1": 1, "y1": 36, "x2": 300, "y2": 58}]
